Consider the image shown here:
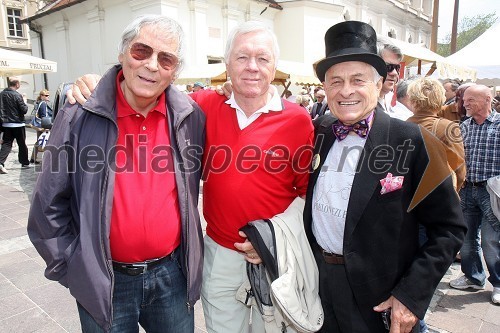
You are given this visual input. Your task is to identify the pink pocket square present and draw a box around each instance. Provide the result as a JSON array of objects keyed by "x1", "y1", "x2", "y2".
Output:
[{"x1": 380, "y1": 173, "x2": 404, "y2": 194}]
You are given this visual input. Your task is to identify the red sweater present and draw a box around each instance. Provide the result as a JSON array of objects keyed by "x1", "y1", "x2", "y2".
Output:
[{"x1": 193, "y1": 90, "x2": 314, "y2": 249}]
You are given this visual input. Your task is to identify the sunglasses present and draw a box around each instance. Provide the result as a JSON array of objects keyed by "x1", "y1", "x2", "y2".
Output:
[
  {"x1": 42, "y1": 94, "x2": 49, "y2": 97},
  {"x1": 129, "y1": 42, "x2": 179, "y2": 70},
  {"x1": 386, "y1": 63, "x2": 401, "y2": 73}
]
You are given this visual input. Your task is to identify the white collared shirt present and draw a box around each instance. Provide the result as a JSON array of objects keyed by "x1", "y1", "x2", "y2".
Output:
[{"x1": 226, "y1": 85, "x2": 283, "y2": 129}]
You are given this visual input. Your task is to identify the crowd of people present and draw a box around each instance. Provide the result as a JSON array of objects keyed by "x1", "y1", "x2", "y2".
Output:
[{"x1": 20, "y1": 14, "x2": 499, "y2": 333}]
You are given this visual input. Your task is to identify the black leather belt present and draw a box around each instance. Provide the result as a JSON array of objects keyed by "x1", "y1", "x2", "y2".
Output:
[
  {"x1": 321, "y1": 248, "x2": 345, "y2": 265},
  {"x1": 466, "y1": 180, "x2": 486, "y2": 187},
  {"x1": 113, "y1": 252, "x2": 174, "y2": 276}
]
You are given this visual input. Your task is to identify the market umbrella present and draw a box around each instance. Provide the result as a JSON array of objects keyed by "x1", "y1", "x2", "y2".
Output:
[{"x1": 0, "y1": 47, "x2": 57, "y2": 76}]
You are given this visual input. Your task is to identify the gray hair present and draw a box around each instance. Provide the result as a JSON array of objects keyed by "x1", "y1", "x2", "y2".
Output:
[
  {"x1": 443, "y1": 79, "x2": 460, "y2": 92},
  {"x1": 224, "y1": 21, "x2": 280, "y2": 69},
  {"x1": 377, "y1": 41, "x2": 403, "y2": 62},
  {"x1": 118, "y1": 15, "x2": 186, "y2": 76},
  {"x1": 397, "y1": 76, "x2": 420, "y2": 100},
  {"x1": 396, "y1": 79, "x2": 411, "y2": 100}
]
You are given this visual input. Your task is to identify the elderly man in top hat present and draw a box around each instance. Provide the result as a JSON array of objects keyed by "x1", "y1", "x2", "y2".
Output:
[{"x1": 304, "y1": 21, "x2": 466, "y2": 333}]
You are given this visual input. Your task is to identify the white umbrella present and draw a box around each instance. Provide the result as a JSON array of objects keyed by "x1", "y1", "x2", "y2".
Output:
[
  {"x1": 379, "y1": 36, "x2": 476, "y2": 81},
  {"x1": 446, "y1": 22, "x2": 500, "y2": 86},
  {"x1": 0, "y1": 47, "x2": 57, "y2": 76}
]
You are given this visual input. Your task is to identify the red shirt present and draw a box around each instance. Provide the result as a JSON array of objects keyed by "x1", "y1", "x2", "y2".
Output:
[
  {"x1": 110, "y1": 71, "x2": 180, "y2": 262},
  {"x1": 192, "y1": 90, "x2": 314, "y2": 250}
]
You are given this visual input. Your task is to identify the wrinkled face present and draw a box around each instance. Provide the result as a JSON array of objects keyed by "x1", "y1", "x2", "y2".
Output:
[
  {"x1": 118, "y1": 25, "x2": 179, "y2": 105},
  {"x1": 463, "y1": 89, "x2": 490, "y2": 117},
  {"x1": 323, "y1": 61, "x2": 382, "y2": 124},
  {"x1": 315, "y1": 93, "x2": 325, "y2": 103},
  {"x1": 227, "y1": 31, "x2": 276, "y2": 99},
  {"x1": 380, "y1": 49, "x2": 400, "y2": 96}
]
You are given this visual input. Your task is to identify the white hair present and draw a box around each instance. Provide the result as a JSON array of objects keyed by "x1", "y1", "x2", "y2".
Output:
[{"x1": 224, "y1": 21, "x2": 280, "y2": 69}]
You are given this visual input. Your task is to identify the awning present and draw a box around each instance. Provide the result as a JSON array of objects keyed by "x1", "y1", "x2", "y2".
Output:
[
  {"x1": 176, "y1": 60, "x2": 320, "y2": 92},
  {"x1": 446, "y1": 22, "x2": 500, "y2": 85},
  {"x1": 378, "y1": 36, "x2": 476, "y2": 81},
  {"x1": 277, "y1": 60, "x2": 321, "y2": 86},
  {"x1": 210, "y1": 68, "x2": 290, "y2": 87},
  {"x1": 0, "y1": 47, "x2": 57, "y2": 76},
  {"x1": 175, "y1": 63, "x2": 226, "y2": 85}
]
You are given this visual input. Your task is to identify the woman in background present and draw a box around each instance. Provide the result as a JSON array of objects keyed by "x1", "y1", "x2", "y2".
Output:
[{"x1": 30, "y1": 89, "x2": 52, "y2": 164}]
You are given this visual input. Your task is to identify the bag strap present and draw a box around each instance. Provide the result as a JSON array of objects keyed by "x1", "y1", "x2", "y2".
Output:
[{"x1": 34, "y1": 101, "x2": 44, "y2": 118}]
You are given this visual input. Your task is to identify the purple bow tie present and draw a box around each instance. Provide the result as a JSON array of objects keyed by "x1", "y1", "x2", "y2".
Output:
[{"x1": 332, "y1": 113, "x2": 374, "y2": 141}]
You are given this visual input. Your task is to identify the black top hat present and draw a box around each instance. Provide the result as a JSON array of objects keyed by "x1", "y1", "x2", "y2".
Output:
[{"x1": 315, "y1": 21, "x2": 387, "y2": 82}]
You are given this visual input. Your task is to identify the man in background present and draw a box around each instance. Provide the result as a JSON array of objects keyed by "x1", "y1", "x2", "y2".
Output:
[
  {"x1": 390, "y1": 78, "x2": 414, "y2": 120},
  {"x1": 438, "y1": 79, "x2": 461, "y2": 122},
  {"x1": 377, "y1": 42, "x2": 403, "y2": 114},
  {"x1": 0, "y1": 77, "x2": 29, "y2": 174},
  {"x1": 450, "y1": 84, "x2": 500, "y2": 305},
  {"x1": 192, "y1": 81, "x2": 205, "y2": 92},
  {"x1": 310, "y1": 89, "x2": 328, "y2": 119}
]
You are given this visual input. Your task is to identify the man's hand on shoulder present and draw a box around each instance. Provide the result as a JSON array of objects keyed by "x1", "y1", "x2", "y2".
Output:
[
  {"x1": 66, "y1": 74, "x2": 102, "y2": 105},
  {"x1": 214, "y1": 80, "x2": 232, "y2": 99}
]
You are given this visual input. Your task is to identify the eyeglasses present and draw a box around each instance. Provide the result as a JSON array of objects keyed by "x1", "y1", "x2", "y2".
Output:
[
  {"x1": 42, "y1": 94, "x2": 49, "y2": 97},
  {"x1": 129, "y1": 42, "x2": 179, "y2": 70},
  {"x1": 386, "y1": 63, "x2": 401, "y2": 73}
]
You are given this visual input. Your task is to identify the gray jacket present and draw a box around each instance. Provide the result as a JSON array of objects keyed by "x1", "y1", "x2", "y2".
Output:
[{"x1": 27, "y1": 65, "x2": 205, "y2": 331}]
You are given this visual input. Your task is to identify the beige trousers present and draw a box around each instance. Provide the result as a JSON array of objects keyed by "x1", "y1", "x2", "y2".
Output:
[{"x1": 201, "y1": 236, "x2": 265, "y2": 333}]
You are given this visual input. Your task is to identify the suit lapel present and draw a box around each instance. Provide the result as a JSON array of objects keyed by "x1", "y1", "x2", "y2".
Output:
[
  {"x1": 309, "y1": 118, "x2": 336, "y2": 187},
  {"x1": 343, "y1": 108, "x2": 391, "y2": 240}
]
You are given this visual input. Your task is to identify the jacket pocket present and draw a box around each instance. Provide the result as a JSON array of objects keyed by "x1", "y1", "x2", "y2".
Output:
[{"x1": 377, "y1": 188, "x2": 403, "y2": 202}]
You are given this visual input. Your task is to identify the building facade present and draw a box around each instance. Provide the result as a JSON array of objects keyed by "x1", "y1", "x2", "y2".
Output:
[
  {"x1": 1, "y1": 0, "x2": 44, "y2": 98},
  {"x1": 24, "y1": 0, "x2": 433, "y2": 92}
]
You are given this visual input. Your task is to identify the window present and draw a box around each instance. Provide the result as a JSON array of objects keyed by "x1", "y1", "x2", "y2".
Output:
[{"x1": 7, "y1": 8, "x2": 23, "y2": 38}]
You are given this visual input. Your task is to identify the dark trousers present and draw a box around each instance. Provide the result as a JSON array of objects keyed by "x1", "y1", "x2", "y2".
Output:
[
  {"x1": 313, "y1": 246, "x2": 419, "y2": 333},
  {"x1": 0, "y1": 126, "x2": 29, "y2": 166},
  {"x1": 313, "y1": 246, "x2": 373, "y2": 333}
]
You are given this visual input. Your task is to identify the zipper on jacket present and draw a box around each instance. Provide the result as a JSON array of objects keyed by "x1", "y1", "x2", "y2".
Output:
[
  {"x1": 85, "y1": 105, "x2": 117, "y2": 329},
  {"x1": 175, "y1": 110, "x2": 194, "y2": 310},
  {"x1": 99, "y1": 166, "x2": 115, "y2": 328}
]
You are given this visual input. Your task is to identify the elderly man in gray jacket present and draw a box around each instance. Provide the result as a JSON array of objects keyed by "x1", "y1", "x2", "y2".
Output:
[{"x1": 27, "y1": 15, "x2": 205, "y2": 333}]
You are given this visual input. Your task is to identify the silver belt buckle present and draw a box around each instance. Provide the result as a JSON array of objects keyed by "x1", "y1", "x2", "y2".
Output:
[{"x1": 129, "y1": 263, "x2": 148, "y2": 275}]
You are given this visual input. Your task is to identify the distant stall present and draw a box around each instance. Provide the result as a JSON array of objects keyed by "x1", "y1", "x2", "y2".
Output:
[
  {"x1": 378, "y1": 36, "x2": 476, "y2": 81},
  {"x1": 446, "y1": 22, "x2": 500, "y2": 86},
  {"x1": 176, "y1": 60, "x2": 320, "y2": 96}
]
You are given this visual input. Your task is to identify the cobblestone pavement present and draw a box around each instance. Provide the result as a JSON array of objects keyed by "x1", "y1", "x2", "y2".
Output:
[{"x1": 0, "y1": 128, "x2": 498, "y2": 332}]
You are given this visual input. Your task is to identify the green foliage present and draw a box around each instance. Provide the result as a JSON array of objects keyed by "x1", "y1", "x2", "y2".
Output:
[{"x1": 437, "y1": 13, "x2": 497, "y2": 57}]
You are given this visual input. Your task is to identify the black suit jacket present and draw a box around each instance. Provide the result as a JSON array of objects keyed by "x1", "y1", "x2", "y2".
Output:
[
  {"x1": 311, "y1": 101, "x2": 327, "y2": 118},
  {"x1": 304, "y1": 107, "x2": 466, "y2": 330}
]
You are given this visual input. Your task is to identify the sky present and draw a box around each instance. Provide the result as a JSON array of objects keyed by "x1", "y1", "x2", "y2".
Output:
[{"x1": 438, "y1": 0, "x2": 500, "y2": 41}]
